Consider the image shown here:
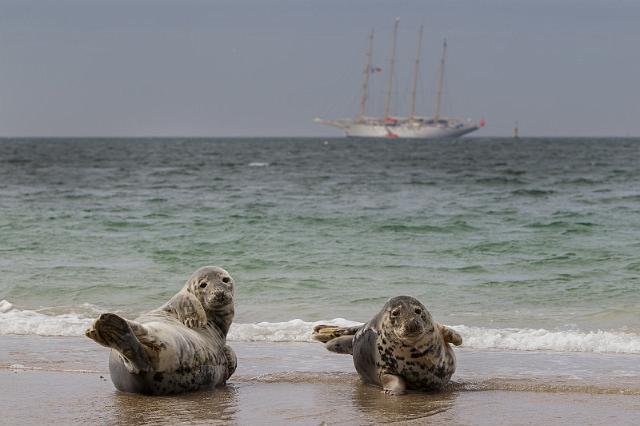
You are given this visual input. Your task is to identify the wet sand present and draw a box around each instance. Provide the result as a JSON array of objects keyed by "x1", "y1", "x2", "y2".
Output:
[{"x1": 1, "y1": 336, "x2": 639, "y2": 425}]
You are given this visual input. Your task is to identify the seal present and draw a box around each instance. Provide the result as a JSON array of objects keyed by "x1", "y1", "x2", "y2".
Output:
[
  {"x1": 313, "y1": 296, "x2": 462, "y2": 395},
  {"x1": 85, "y1": 266, "x2": 237, "y2": 395}
]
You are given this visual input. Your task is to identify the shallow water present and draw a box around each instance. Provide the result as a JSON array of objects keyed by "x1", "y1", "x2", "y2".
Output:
[
  {"x1": 1, "y1": 137, "x2": 639, "y2": 353},
  {"x1": 1, "y1": 337, "x2": 639, "y2": 425}
]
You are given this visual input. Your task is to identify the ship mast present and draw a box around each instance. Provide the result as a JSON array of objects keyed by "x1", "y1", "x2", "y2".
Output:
[
  {"x1": 410, "y1": 24, "x2": 424, "y2": 120},
  {"x1": 434, "y1": 38, "x2": 447, "y2": 122},
  {"x1": 358, "y1": 29, "x2": 375, "y2": 120},
  {"x1": 384, "y1": 18, "x2": 400, "y2": 121}
]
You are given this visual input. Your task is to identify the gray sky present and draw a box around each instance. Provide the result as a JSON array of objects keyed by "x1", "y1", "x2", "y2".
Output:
[{"x1": 1, "y1": 0, "x2": 639, "y2": 137}]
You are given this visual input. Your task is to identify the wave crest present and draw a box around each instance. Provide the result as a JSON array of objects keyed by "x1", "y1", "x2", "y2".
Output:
[
  {"x1": 0, "y1": 300, "x2": 93, "y2": 336},
  {"x1": 1, "y1": 301, "x2": 638, "y2": 354},
  {"x1": 454, "y1": 325, "x2": 640, "y2": 354}
]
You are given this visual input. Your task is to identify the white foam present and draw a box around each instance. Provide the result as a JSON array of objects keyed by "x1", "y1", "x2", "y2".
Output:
[
  {"x1": 452, "y1": 325, "x2": 640, "y2": 354},
  {"x1": 0, "y1": 300, "x2": 14, "y2": 313},
  {"x1": 227, "y1": 318, "x2": 361, "y2": 342},
  {"x1": 1, "y1": 302, "x2": 639, "y2": 354},
  {"x1": 0, "y1": 300, "x2": 93, "y2": 337},
  {"x1": 248, "y1": 162, "x2": 269, "y2": 167}
]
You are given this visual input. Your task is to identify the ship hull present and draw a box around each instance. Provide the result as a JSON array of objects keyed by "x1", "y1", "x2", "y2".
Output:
[{"x1": 343, "y1": 123, "x2": 479, "y2": 139}]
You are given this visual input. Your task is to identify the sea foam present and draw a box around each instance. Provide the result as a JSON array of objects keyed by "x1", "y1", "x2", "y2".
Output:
[
  {"x1": 0, "y1": 300, "x2": 93, "y2": 336},
  {"x1": 452, "y1": 325, "x2": 640, "y2": 354},
  {"x1": 1, "y1": 301, "x2": 639, "y2": 354},
  {"x1": 227, "y1": 318, "x2": 361, "y2": 342}
]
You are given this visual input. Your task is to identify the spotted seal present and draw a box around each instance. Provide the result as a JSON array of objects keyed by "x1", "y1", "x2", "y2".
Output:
[
  {"x1": 85, "y1": 266, "x2": 237, "y2": 395},
  {"x1": 313, "y1": 296, "x2": 462, "y2": 394}
]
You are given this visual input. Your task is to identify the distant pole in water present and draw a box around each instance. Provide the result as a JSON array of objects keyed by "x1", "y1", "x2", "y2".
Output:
[
  {"x1": 384, "y1": 18, "x2": 400, "y2": 121},
  {"x1": 359, "y1": 29, "x2": 375, "y2": 120},
  {"x1": 409, "y1": 24, "x2": 424, "y2": 121},
  {"x1": 434, "y1": 38, "x2": 447, "y2": 123},
  {"x1": 513, "y1": 121, "x2": 520, "y2": 139}
]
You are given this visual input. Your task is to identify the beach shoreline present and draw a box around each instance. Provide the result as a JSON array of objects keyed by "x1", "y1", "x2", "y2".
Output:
[{"x1": 1, "y1": 335, "x2": 638, "y2": 425}]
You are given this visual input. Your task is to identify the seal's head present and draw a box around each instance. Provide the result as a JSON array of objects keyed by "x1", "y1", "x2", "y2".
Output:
[
  {"x1": 381, "y1": 296, "x2": 434, "y2": 344},
  {"x1": 186, "y1": 266, "x2": 234, "y2": 311}
]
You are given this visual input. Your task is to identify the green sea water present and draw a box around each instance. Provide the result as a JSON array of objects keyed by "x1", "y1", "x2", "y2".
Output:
[{"x1": 1, "y1": 137, "x2": 639, "y2": 333}]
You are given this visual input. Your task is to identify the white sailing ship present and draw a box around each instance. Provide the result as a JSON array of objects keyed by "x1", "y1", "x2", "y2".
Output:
[{"x1": 314, "y1": 19, "x2": 485, "y2": 139}]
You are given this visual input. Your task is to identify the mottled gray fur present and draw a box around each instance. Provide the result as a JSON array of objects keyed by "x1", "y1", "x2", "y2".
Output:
[
  {"x1": 85, "y1": 266, "x2": 237, "y2": 395},
  {"x1": 313, "y1": 296, "x2": 462, "y2": 395}
]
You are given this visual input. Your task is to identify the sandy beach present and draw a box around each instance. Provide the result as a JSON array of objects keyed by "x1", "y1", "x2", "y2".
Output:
[{"x1": 1, "y1": 335, "x2": 638, "y2": 425}]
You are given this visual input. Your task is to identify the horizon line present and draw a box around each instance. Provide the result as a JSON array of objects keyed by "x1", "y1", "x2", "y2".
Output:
[{"x1": 1, "y1": 135, "x2": 639, "y2": 139}]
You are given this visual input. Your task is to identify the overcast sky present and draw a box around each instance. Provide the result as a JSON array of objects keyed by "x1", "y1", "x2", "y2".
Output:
[{"x1": 1, "y1": 0, "x2": 639, "y2": 137}]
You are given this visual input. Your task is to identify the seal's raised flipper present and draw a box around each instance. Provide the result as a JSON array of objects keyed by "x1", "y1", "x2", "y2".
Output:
[
  {"x1": 85, "y1": 313, "x2": 152, "y2": 374},
  {"x1": 325, "y1": 335, "x2": 354, "y2": 354},
  {"x1": 312, "y1": 324, "x2": 362, "y2": 343},
  {"x1": 162, "y1": 290, "x2": 208, "y2": 328},
  {"x1": 438, "y1": 324, "x2": 462, "y2": 346}
]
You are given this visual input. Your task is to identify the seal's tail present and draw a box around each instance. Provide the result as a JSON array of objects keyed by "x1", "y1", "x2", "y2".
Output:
[
  {"x1": 312, "y1": 324, "x2": 362, "y2": 343},
  {"x1": 85, "y1": 313, "x2": 152, "y2": 374},
  {"x1": 312, "y1": 324, "x2": 361, "y2": 355}
]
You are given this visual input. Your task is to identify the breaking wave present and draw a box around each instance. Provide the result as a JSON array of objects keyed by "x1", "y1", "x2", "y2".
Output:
[
  {"x1": 1, "y1": 300, "x2": 639, "y2": 354},
  {"x1": 452, "y1": 325, "x2": 640, "y2": 354},
  {"x1": 0, "y1": 300, "x2": 95, "y2": 337}
]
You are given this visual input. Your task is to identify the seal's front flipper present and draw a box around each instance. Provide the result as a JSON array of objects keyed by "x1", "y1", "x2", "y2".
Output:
[
  {"x1": 85, "y1": 313, "x2": 152, "y2": 374},
  {"x1": 312, "y1": 324, "x2": 362, "y2": 343},
  {"x1": 325, "y1": 335, "x2": 354, "y2": 354},
  {"x1": 162, "y1": 290, "x2": 208, "y2": 328},
  {"x1": 223, "y1": 344, "x2": 237, "y2": 382},
  {"x1": 439, "y1": 324, "x2": 462, "y2": 346}
]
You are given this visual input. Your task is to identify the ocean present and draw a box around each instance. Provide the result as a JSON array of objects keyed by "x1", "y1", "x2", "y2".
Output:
[
  {"x1": 2, "y1": 137, "x2": 640, "y2": 424},
  {"x1": 1, "y1": 137, "x2": 639, "y2": 351}
]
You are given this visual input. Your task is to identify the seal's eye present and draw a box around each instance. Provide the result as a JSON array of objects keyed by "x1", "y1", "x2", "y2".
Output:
[
  {"x1": 199, "y1": 281, "x2": 208, "y2": 288},
  {"x1": 222, "y1": 277, "x2": 230, "y2": 284},
  {"x1": 414, "y1": 308, "x2": 422, "y2": 315},
  {"x1": 391, "y1": 309, "x2": 400, "y2": 317}
]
